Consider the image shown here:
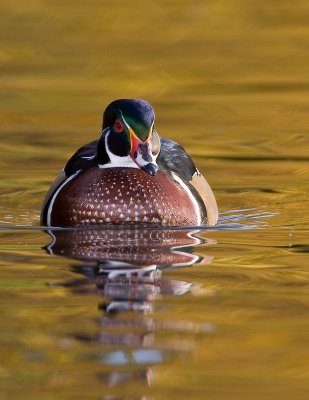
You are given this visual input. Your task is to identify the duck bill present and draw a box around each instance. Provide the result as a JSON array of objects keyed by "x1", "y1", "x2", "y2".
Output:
[{"x1": 129, "y1": 130, "x2": 158, "y2": 176}]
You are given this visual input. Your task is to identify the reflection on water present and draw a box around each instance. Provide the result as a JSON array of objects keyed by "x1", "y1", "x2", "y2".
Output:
[
  {"x1": 45, "y1": 226, "x2": 215, "y2": 394},
  {"x1": 1, "y1": 0, "x2": 309, "y2": 398},
  {"x1": 45, "y1": 226, "x2": 208, "y2": 266}
]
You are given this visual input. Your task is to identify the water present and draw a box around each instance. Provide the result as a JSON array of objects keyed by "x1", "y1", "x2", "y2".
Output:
[{"x1": 0, "y1": 1, "x2": 309, "y2": 399}]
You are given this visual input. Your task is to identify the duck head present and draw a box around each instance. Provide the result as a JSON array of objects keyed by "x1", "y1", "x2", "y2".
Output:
[{"x1": 99, "y1": 99, "x2": 160, "y2": 176}]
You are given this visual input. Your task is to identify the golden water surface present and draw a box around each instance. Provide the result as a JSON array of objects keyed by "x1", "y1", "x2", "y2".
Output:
[{"x1": 0, "y1": 1, "x2": 308, "y2": 399}]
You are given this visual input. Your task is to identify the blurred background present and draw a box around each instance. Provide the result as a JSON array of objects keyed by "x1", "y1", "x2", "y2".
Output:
[{"x1": 0, "y1": 1, "x2": 308, "y2": 399}]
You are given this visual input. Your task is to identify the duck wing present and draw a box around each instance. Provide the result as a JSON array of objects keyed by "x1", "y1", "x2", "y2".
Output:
[
  {"x1": 158, "y1": 138, "x2": 218, "y2": 225},
  {"x1": 64, "y1": 139, "x2": 99, "y2": 176},
  {"x1": 157, "y1": 138, "x2": 196, "y2": 182}
]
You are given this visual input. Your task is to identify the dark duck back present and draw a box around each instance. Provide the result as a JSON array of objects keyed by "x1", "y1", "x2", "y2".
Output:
[{"x1": 41, "y1": 99, "x2": 218, "y2": 227}]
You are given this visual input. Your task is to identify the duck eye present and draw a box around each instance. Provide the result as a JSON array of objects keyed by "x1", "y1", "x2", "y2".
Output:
[{"x1": 114, "y1": 119, "x2": 123, "y2": 132}]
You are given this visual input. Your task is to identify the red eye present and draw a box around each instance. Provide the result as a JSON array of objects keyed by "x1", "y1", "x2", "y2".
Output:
[{"x1": 114, "y1": 119, "x2": 123, "y2": 132}]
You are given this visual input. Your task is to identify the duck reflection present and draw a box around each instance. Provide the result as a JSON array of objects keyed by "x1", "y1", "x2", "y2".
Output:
[
  {"x1": 46, "y1": 226, "x2": 205, "y2": 266},
  {"x1": 44, "y1": 226, "x2": 215, "y2": 395}
]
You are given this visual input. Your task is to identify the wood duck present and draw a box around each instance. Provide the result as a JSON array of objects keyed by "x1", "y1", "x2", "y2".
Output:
[{"x1": 41, "y1": 99, "x2": 218, "y2": 227}]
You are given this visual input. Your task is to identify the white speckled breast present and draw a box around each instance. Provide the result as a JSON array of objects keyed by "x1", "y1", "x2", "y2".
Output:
[{"x1": 50, "y1": 167, "x2": 200, "y2": 226}]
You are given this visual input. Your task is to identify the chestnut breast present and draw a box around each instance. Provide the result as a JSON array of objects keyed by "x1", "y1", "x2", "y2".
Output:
[{"x1": 50, "y1": 167, "x2": 200, "y2": 226}]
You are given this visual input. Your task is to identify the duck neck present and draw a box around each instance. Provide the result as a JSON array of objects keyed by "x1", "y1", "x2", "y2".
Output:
[
  {"x1": 107, "y1": 129, "x2": 130, "y2": 157},
  {"x1": 97, "y1": 129, "x2": 131, "y2": 166},
  {"x1": 97, "y1": 129, "x2": 111, "y2": 165}
]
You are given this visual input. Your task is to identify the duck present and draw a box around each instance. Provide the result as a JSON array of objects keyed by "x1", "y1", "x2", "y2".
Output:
[{"x1": 41, "y1": 99, "x2": 218, "y2": 227}]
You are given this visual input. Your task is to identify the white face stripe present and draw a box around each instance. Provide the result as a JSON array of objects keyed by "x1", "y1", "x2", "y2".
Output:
[
  {"x1": 46, "y1": 170, "x2": 81, "y2": 226},
  {"x1": 119, "y1": 110, "x2": 155, "y2": 139},
  {"x1": 119, "y1": 111, "x2": 132, "y2": 131},
  {"x1": 171, "y1": 172, "x2": 202, "y2": 225},
  {"x1": 100, "y1": 117, "x2": 157, "y2": 169}
]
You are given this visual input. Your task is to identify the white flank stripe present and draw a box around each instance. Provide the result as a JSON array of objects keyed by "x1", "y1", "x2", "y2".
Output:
[
  {"x1": 47, "y1": 170, "x2": 81, "y2": 226},
  {"x1": 119, "y1": 111, "x2": 132, "y2": 131},
  {"x1": 171, "y1": 172, "x2": 201, "y2": 225}
]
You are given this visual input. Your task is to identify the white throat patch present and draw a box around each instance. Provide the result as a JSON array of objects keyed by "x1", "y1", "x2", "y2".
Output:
[{"x1": 98, "y1": 130, "x2": 139, "y2": 169}]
